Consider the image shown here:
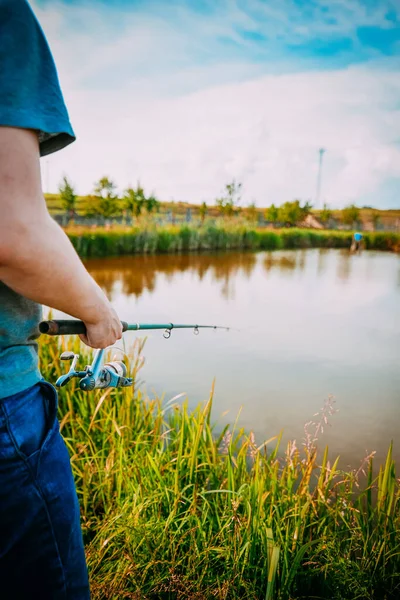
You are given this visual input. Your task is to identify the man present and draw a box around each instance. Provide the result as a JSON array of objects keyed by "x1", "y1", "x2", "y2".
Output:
[
  {"x1": 0, "y1": 1, "x2": 122, "y2": 598},
  {"x1": 351, "y1": 231, "x2": 363, "y2": 252}
]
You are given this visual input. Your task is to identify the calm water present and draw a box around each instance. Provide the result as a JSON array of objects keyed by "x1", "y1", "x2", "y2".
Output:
[{"x1": 81, "y1": 249, "x2": 399, "y2": 467}]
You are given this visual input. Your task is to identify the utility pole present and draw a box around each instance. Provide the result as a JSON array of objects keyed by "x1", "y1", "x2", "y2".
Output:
[{"x1": 315, "y1": 148, "x2": 326, "y2": 208}]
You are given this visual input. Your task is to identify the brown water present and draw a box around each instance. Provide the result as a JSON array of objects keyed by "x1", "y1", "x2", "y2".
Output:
[{"x1": 80, "y1": 249, "x2": 399, "y2": 467}]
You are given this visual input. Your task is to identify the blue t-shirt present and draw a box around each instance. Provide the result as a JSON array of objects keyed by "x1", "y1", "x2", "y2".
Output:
[
  {"x1": 354, "y1": 233, "x2": 362, "y2": 242},
  {"x1": 0, "y1": 0, "x2": 75, "y2": 398}
]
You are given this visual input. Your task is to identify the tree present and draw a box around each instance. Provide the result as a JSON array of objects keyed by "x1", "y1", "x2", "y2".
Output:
[
  {"x1": 94, "y1": 176, "x2": 117, "y2": 199},
  {"x1": 266, "y1": 204, "x2": 279, "y2": 225},
  {"x1": 226, "y1": 180, "x2": 242, "y2": 205},
  {"x1": 320, "y1": 203, "x2": 333, "y2": 225},
  {"x1": 123, "y1": 184, "x2": 145, "y2": 220},
  {"x1": 277, "y1": 200, "x2": 312, "y2": 227},
  {"x1": 216, "y1": 180, "x2": 242, "y2": 217},
  {"x1": 123, "y1": 184, "x2": 159, "y2": 219},
  {"x1": 199, "y1": 201, "x2": 208, "y2": 224},
  {"x1": 88, "y1": 176, "x2": 122, "y2": 219},
  {"x1": 342, "y1": 204, "x2": 361, "y2": 228},
  {"x1": 59, "y1": 176, "x2": 77, "y2": 215},
  {"x1": 301, "y1": 201, "x2": 313, "y2": 219},
  {"x1": 145, "y1": 194, "x2": 160, "y2": 215},
  {"x1": 278, "y1": 201, "x2": 298, "y2": 226}
]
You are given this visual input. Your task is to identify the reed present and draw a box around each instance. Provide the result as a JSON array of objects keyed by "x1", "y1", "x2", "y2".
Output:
[
  {"x1": 39, "y1": 337, "x2": 400, "y2": 599},
  {"x1": 65, "y1": 224, "x2": 400, "y2": 258}
]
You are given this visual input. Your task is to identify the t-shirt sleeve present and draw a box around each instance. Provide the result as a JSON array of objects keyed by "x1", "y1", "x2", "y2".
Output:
[{"x1": 0, "y1": 0, "x2": 75, "y2": 156}]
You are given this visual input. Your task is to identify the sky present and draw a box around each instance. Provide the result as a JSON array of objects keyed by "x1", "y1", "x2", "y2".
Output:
[{"x1": 32, "y1": 0, "x2": 400, "y2": 208}]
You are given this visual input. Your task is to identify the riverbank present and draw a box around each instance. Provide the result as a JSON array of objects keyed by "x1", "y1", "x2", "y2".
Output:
[
  {"x1": 65, "y1": 225, "x2": 400, "y2": 258},
  {"x1": 39, "y1": 336, "x2": 400, "y2": 600}
]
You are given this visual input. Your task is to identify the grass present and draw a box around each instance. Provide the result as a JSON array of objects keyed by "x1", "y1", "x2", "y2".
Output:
[
  {"x1": 65, "y1": 224, "x2": 400, "y2": 258},
  {"x1": 39, "y1": 335, "x2": 400, "y2": 599}
]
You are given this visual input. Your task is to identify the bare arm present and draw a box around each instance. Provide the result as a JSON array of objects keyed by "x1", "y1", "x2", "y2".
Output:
[{"x1": 0, "y1": 127, "x2": 122, "y2": 348}]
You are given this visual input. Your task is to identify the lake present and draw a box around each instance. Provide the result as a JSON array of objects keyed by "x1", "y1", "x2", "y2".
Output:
[{"x1": 81, "y1": 249, "x2": 400, "y2": 468}]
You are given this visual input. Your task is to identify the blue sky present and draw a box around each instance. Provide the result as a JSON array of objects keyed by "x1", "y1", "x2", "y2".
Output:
[
  {"x1": 37, "y1": 0, "x2": 400, "y2": 69},
  {"x1": 33, "y1": 0, "x2": 400, "y2": 208}
]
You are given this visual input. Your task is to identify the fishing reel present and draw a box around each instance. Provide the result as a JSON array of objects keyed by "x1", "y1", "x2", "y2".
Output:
[
  {"x1": 39, "y1": 318, "x2": 229, "y2": 392},
  {"x1": 56, "y1": 348, "x2": 133, "y2": 391}
]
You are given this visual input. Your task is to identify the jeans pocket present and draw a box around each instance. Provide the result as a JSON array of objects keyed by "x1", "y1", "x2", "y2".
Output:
[{"x1": 6, "y1": 380, "x2": 58, "y2": 461}]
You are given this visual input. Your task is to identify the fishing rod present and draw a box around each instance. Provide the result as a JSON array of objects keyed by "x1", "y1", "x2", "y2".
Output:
[{"x1": 39, "y1": 319, "x2": 229, "y2": 392}]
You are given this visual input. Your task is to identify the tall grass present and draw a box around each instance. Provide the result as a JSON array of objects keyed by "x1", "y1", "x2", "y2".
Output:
[
  {"x1": 39, "y1": 337, "x2": 400, "y2": 599},
  {"x1": 65, "y1": 224, "x2": 400, "y2": 258}
]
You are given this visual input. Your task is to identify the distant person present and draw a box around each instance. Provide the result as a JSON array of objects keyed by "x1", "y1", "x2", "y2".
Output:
[
  {"x1": 0, "y1": 1, "x2": 122, "y2": 598},
  {"x1": 351, "y1": 231, "x2": 363, "y2": 252}
]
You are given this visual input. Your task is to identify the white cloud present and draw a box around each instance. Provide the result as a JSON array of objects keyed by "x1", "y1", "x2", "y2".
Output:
[
  {"x1": 31, "y1": 1, "x2": 400, "y2": 207},
  {"x1": 41, "y1": 63, "x2": 400, "y2": 207}
]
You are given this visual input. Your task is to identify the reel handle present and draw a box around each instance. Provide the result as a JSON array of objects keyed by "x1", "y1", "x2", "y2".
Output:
[{"x1": 39, "y1": 319, "x2": 129, "y2": 336}]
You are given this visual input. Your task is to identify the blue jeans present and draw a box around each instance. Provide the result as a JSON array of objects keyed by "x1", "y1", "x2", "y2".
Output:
[{"x1": 0, "y1": 380, "x2": 90, "y2": 599}]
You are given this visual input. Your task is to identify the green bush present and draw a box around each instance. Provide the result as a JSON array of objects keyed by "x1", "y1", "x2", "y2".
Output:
[
  {"x1": 258, "y1": 231, "x2": 283, "y2": 250},
  {"x1": 65, "y1": 225, "x2": 400, "y2": 258}
]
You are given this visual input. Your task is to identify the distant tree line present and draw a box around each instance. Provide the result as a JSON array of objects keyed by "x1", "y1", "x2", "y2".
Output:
[
  {"x1": 58, "y1": 175, "x2": 382, "y2": 230},
  {"x1": 59, "y1": 176, "x2": 160, "y2": 220},
  {"x1": 266, "y1": 202, "x2": 367, "y2": 228},
  {"x1": 213, "y1": 181, "x2": 364, "y2": 229}
]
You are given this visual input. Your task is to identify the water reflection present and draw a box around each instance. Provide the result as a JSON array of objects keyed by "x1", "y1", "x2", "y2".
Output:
[
  {"x1": 84, "y1": 249, "x2": 396, "y2": 299},
  {"x1": 336, "y1": 250, "x2": 353, "y2": 283},
  {"x1": 81, "y1": 249, "x2": 400, "y2": 468},
  {"x1": 85, "y1": 250, "x2": 321, "y2": 301},
  {"x1": 84, "y1": 252, "x2": 257, "y2": 301},
  {"x1": 264, "y1": 251, "x2": 307, "y2": 274},
  {"x1": 317, "y1": 248, "x2": 329, "y2": 276}
]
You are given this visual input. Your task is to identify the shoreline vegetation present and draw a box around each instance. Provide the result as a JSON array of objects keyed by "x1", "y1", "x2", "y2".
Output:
[
  {"x1": 65, "y1": 224, "x2": 400, "y2": 258},
  {"x1": 40, "y1": 336, "x2": 400, "y2": 599}
]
